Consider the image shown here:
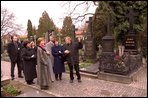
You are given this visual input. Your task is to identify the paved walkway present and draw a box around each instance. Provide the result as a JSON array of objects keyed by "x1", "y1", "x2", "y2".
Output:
[{"x1": 1, "y1": 61, "x2": 147, "y2": 97}]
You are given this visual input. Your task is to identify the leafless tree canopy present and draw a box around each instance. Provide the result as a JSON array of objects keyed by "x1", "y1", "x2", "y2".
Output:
[
  {"x1": 60, "y1": 1, "x2": 98, "y2": 24},
  {"x1": 1, "y1": 7, "x2": 22, "y2": 38}
]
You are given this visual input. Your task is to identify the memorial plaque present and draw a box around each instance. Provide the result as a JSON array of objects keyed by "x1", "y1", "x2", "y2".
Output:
[
  {"x1": 124, "y1": 34, "x2": 137, "y2": 54},
  {"x1": 125, "y1": 35, "x2": 136, "y2": 49}
]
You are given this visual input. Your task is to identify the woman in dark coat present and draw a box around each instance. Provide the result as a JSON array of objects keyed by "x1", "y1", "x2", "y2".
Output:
[
  {"x1": 52, "y1": 40, "x2": 65, "y2": 81},
  {"x1": 21, "y1": 40, "x2": 37, "y2": 85}
]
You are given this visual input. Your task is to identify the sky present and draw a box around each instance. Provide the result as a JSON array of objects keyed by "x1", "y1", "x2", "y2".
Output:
[{"x1": 1, "y1": 1, "x2": 97, "y2": 34}]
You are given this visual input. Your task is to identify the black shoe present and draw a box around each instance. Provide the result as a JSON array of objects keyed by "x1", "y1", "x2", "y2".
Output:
[
  {"x1": 40, "y1": 86, "x2": 49, "y2": 90},
  {"x1": 55, "y1": 78, "x2": 59, "y2": 81},
  {"x1": 59, "y1": 78, "x2": 62, "y2": 80},
  {"x1": 27, "y1": 82, "x2": 32, "y2": 85},
  {"x1": 70, "y1": 80, "x2": 73, "y2": 83},
  {"x1": 30, "y1": 81, "x2": 35, "y2": 84},
  {"x1": 18, "y1": 76, "x2": 23, "y2": 78},
  {"x1": 11, "y1": 77, "x2": 15, "y2": 80},
  {"x1": 78, "y1": 79, "x2": 82, "y2": 83}
]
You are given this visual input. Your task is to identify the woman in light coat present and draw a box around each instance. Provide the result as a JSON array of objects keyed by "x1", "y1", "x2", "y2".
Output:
[{"x1": 37, "y1": 37, "x2": 51, "y2": 90}]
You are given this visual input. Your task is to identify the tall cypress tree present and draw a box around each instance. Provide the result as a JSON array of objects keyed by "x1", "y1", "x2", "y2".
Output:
[
  {"x1": 60, "y1": 16, "x2": 73, "y2": 43},
  {"x1": 27, "y1": 19, "x2": 33, "y2": 38},
  {"x1": 37, "y1": 11, "x2": 58, "y2": 38}
]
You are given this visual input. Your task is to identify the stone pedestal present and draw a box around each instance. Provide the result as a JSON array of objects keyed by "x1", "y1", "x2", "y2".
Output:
[
  {"x1": 85, "y1": 37, "x2": 96, "y2": 60},
  {"x1": 102, "y1": 36, "x2": 114, "y2": 52},
  {"x1": 99, "y1": 52, "x2": 115, "y2": 72}
]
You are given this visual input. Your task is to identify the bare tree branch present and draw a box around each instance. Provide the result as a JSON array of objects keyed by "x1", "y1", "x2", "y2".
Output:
[
  {"x1": 60, "y1": 1, "x2": 71, "y2": 8},
  {"x1": 1, "y1": 7, "x2": 22, "y2": 37},
  {"x1": 62, "y1": 1, "x2": 98, "y2": 25},
  {"x1": 72, "y1": 13, "x2": 94, "y2": 20},
  {"x1": 68, "y1": 1, "x2": 86, "y2": 16}
]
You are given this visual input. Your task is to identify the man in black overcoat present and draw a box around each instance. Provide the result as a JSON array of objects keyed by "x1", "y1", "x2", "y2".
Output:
[
  {"x1": 63, "y1": 36, "x2": 83, "y2": 83},
  {"x1": 7, "y1": 35, "x2": 23, "y2": 80}
]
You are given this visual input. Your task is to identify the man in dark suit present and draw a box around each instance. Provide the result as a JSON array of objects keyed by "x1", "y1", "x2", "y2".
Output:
[
  {"x1": 63, "y1": 36, "x2": 83, "y2": 83},
  {"x1": 7, "y1": 35, "x2": 23, "y2": 80}
]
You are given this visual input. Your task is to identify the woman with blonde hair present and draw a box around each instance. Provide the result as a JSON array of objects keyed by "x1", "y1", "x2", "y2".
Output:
[{"x1": 36, "y1": 37, "x2": 51, "y2": 90}]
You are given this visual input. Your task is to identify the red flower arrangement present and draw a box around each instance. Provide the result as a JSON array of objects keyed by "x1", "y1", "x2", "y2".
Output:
[{"x1": 114, "y1": 53, "x2": 129, "y2": 68}]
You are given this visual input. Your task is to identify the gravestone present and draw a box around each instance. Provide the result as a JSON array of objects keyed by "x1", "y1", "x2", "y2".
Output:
[
  {"x1": 45, "y1": 29, "x2": 54, "y2": 43},
  {"x1": 99, "y1": 16, "x2": 115, "y2": 73},
  {"x1": 71, "y1": 24, "x2": 78, "y2": 42},
  {"x1": 80, "y1": 17, "x2": 98, "y2": 74},
  {"x1": 124, "y1": 8, "x2": 138, "y2": 54},
  {"x1": 84, "y1": 17, "x2": 96, "y2": 60},
  {"x1": 123, "y1": 7, "x2": 142, "y2": 74}
]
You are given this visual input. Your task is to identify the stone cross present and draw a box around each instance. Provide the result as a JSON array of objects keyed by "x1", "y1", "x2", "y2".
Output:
[
  {"x1": 106, "y1": 16, "x2": 113, "y2": 36},
  {"x1": 45, "y1": 29, "x2": 54, "y2": 43},
  {"x1": 72, "y1": 24, "x2": 78, "y2": 42},
  {"x1": 86, "y1": 17, "x2": 93, "y2": 37},
  {"x1": 126, "y1": 8, "x2": 138, "y2": 34},
  {"x1": 34, "y1": 35, "x2": 36, "y2": 46}
]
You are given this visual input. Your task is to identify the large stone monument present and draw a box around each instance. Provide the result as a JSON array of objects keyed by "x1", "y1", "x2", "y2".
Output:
[
  {"x1": 98, "y1": 8, "x2": 142, "y2": 84},
  {"x1": 99, "y1": 16, "x2": 115, "y2": 73},
  {"x1": 84, "y1": 17, "x2": 96, "y2": 60}
]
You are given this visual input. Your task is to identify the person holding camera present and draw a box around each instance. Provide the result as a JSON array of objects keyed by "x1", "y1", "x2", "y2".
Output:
[{"x1": 21, "y1": 40, "x2": 37, "y2": 85}]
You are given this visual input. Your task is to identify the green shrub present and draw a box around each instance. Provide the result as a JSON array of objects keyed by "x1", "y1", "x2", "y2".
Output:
[{"x1": 3, "y1": 84, "x2": 19, "y2": 96}]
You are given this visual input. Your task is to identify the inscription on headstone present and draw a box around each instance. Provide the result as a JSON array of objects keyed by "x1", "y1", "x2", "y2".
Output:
[{"x1": 125, "y1": 36, "x2": 136, "y2": 49}]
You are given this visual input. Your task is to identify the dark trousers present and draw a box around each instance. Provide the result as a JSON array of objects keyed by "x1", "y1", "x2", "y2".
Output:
[
  {"x1": 68, "y1": 63, "x2": 81, "y2": 80},
  {"x1": 55, "y1": 73, "x2": 62, "y2": 80},
  {"x1": 11, "y1": 60, "x2": 22, "y2": 77}
]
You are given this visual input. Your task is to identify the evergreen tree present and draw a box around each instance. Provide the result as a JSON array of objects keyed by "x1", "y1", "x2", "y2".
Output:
[
  {"x1": 37, "y1": 11, "x2": 58, "y2": 38},
  {"x1": 60, "y1": 16, "x2": 73, "y2": 43},
  {"x1": 32, "y1": 26, "x2": 37, "y2": 36},
  {"x1": 27, "y1": 19, "x2": 33, "y2": 38}
]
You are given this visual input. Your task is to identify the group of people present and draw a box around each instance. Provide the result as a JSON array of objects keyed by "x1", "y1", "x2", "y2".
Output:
[{"x1": 7, "y1": 35, "x2": 83, "y2": 90}]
